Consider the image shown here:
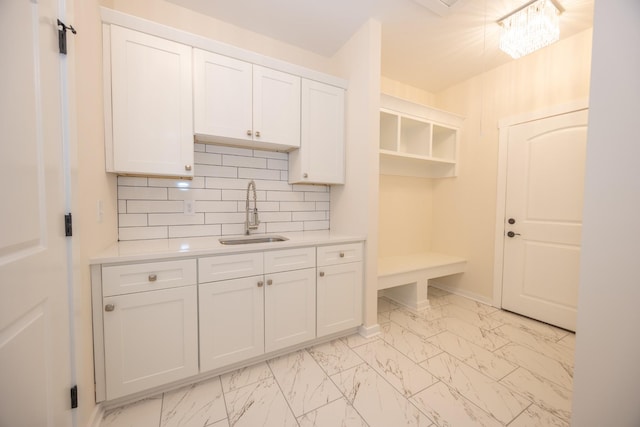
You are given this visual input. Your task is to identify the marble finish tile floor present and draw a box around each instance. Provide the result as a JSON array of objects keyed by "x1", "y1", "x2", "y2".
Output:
[{"x1": 101, "y1": 288, "x2": 575, "y2": 427}]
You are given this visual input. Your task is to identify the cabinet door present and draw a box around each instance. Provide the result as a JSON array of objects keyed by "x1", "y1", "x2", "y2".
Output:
[
  {"x1": 193, "y1": 49, "x2": 253, "y2": 142},
  {"x1": 289, "y1": 80, "x2": 345, "y2": 184},
  {"x1": 102, "y1": 286, "x2": 198, "y2": 400},
  {"x1": 317, "y1": 262, "x2": 363, "y2": 337},
  {"x1": 109, "y1": 26, "x2": 194, "y2": 177},
  {"x1": 265, "y1": 268, "x2": 316, "y2": 352},
  {"x1": 253, "y1": 66, "x2": 301, "y2": 148},
  {"x1": 199, "y1": 277, "x2": 265, "y2": 372}
]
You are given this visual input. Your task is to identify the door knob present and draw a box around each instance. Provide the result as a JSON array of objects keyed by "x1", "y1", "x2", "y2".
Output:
[
  {"x1": 507, "y1": 231, "x2": 521, "y2": 238},
  {"x1": 319, "y1": 271, "x2": 325, "y2": 277},
  {"x1": 105, "y1": 304, "x2": 115, "y2": 312},
  {"x1": 267, "y1": 279, "x2": 273, "y2": 286},
  {"x1": 508, "y1": 218, "x2": 516, "y2": 224},
  {"x1": 257, "y1": 281, "x2": 264, "y2": 287}
]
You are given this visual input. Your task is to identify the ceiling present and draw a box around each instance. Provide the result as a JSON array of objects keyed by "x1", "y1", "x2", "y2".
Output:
[{"x1": 166, "y1": 0, "x2": 594, "y2": 93}]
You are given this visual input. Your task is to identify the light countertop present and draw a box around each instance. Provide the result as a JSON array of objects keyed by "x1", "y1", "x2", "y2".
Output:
[{"x1": 91, "y1": 230, "x2": 366, "y2": 264}]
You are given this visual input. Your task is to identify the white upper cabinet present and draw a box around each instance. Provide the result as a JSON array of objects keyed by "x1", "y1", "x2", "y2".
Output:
[
  {"x1": 289, "y1": 80, "x2": 345, "y2": 184},
  {"x1": 193, "y1": 49, "x2": 301, "y2": 151},
  {"x1": 105, "y1": 25, "x2": 194, "y2": 177}
]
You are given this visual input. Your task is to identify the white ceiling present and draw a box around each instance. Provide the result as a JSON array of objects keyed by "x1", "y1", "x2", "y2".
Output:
[{"x1": 166, "y1": 0, "x2": 594, "y2": 93}]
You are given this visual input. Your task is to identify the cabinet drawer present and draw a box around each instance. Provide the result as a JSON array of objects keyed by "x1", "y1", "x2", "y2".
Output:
[
  {"x1": 317, "y1": 243, "x2": 363, "y2": 267},
  {"x1": 102, "y1": 259, "x2": 196, "y2": 297},
  {"x1": 199, "y1": 252, "x2": 263, "y2": 283},
  {"x1": 264, "y1": 247, "x2": 315, "y2": 274}
]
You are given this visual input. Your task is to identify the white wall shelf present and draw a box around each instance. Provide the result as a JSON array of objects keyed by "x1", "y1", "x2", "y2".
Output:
[{"x1": 379, "y1": 94, "x2": 464, "y2": 178}]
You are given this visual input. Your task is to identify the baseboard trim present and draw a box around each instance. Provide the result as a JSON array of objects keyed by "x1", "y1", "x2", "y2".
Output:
[
  {"x1": 88, "y1": 404, "x2": 104, "y2": 427},
  {"x1": 429, "y1": 281, "x2": 495, "y2": 306},
  {"x1": 358, "y1": 323, "x2": 381, "y2": 338}
]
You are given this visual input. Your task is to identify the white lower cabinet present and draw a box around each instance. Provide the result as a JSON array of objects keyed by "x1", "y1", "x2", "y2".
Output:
[
  {"x1": 199, "y1": 275, "x2": 264, "y2": 372},
  {"x1": 94, "y1": 241, "x2": 363, "y2": 402},
  {"x1": 102, "y1": 286, "x2": 198, "y2": 400},
  {"x1": 316, "y1": 244, "x2": 364, "y2": 338},
  {"x1": 265, "y1": 268, "x2": 316, "y2": 352}
]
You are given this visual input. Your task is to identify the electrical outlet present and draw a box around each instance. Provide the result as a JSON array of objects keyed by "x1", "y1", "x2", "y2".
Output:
[{"x1": 184, "y1": 199, "x2": 195, "y2": 215}]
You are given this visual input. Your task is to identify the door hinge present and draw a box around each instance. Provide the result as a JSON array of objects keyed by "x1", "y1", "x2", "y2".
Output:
[
  {"x1": 57, "y1": 19, "x2": 77, "y2": 55},
  {"x1": 70, "y1": 385, "x2": 78, "y2": 409},
  {"x1": 64, "y1": 213, "x2": 73, "y2": 237}
]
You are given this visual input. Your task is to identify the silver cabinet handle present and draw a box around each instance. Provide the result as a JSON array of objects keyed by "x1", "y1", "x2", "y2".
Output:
[
  {"x1": 148, "y1": 274, "x2": 157, "y2": 282},
  {"x1": 255, "y1": 131, "x2": 261, "y2": 138},
  {"x1": 247, "y1": 130, "x2": 253, "y2": 136},
  {"x1": 257, "y1": 281, "x2": 264, "y2": 287},
  {"x1": 267, "y1": 279, "x2": 273, "y2": 286},
  {"x1": 303, "y1": 173, "x2": 308, "y2": 178},
  {"x1": 319, "y1": 271, "x2": 325, "y2": 277},
  {"x1": 105, "y1": 304, "x2": 115, "y2": 312},
  {"x1": 339, "y1": 252, "x2": 345, "y2": 258},
  {"x1": 185, "y1": 164, "x2": 192, "y2": 171}
]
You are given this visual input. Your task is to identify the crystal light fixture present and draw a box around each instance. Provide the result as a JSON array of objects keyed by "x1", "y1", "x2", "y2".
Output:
[{"x1": 498, "y1": 0, "x2": 564, "y2": 59}]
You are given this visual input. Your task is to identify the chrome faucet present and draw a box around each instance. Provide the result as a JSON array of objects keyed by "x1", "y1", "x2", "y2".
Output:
[{"x1": 245, "y1": 180, "x2": 260, "y2": 235}]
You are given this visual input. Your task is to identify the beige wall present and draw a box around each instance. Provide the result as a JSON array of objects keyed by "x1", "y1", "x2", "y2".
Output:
[
  {"x1": 378, "y1": 78, "x2": 436, "y2": 258},
  {"x1": 431, "y1": 29, "x2": 593, "y2": 300}
]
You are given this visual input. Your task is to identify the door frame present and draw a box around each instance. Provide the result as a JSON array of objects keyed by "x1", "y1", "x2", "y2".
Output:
[{"x1": 492, "y1": 99, "x2": 589, "y2": 307}]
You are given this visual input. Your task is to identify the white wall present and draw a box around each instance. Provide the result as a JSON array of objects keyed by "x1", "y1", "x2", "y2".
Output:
[
  {"x1": 571, "y1": 2, "x2": 640, "y2": 425},
  {"x1": 330, "y1": 20, "x2": 382, "y2": 330}
]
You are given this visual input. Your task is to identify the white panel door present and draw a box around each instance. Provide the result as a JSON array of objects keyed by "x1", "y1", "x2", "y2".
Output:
[
  {"x1": 317, "y1": 262, "x2": 363, "y2": 337},
  {"x1": 110, "y1": 26, "x2": 194, "y2": 177},
  {"x1": 193, "y1": 49, "x2": 253, "y2": 141},
  {"x1": 0, "y1": 0, "x2": 72, "y2": 425},
  {"x1": 103, "y1": 286, "x2": 198, "y2": 399},
  {"x1": 265, "y1": 268, "x2": 316, "y2": 352},
  {"x1": 199, "y1": 277, "x2": 265, "y2": 372},
  {"x1": 253, "y1": 66, "x2": 301, "y2": 148},
  {"x1": 502, "y1": 109, "x2": 588, "y2": 331}
]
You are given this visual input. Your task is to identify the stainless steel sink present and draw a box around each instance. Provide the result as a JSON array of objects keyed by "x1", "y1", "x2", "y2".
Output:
[{"x1": 219, "y1": 235, "x2": 289, "y2": 245}]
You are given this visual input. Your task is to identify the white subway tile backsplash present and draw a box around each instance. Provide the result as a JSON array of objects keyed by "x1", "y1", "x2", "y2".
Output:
[
  {"x1": 117, "y1": 143, "x2": 330, "y2": 241},
  {"x1": 118, "y1": 214, "x2": 148, "y2": 227},
  {"x1": 267, "y1": 158, "x2": 287, "y2": 170},
  {"x1": 223, "y1": 155, "x2": 267, "y2": 169},
  {"x1": 148, "y1": 177, "x2": 206, "y2": 189},
  {"x1": 221, "y1": 189, "x2": 266, "y2": 202},
  {"x1": 205, "y1": 212, "x2": 246, "y2": 224},
  {"x1": 259, "y1": 211, "x2": 293, "y2": 222},
  {"x1": 239, "y1": 201, "x2": 280, "y2": 212},
  {"x1": 266, "y1": 221, "x2": 304, "y2": 233},
  {"x1": 253, "y1": 149, "x2": 288, "y2": 160},
  {"x1": 195, "y1": 164, "x2": 238, "y2": 178},
  {"x1": 194, "y1": 152, "x2": 222, "y2": 166},
  {"x1": 205, "y1": 144, "x2": 253, "y2": 156},
  {"x1": 168, "y1": 224, "x2": 222, "y2": 238},
  {"x1": 304, "y1": 192, "x2": 331, "y2": 202},
  {"x1": 315, "y1": 202, "x2": 330, "y2": 211},
  {"x1": 148, "y1": 213, "x2": 205, "y2": 226},
  {"x1": 118, "y1": 176, "x2": 148, "y2": 186},
  {"x1": 127, "y1": 200, "x2": 184, "y2": 213},
  {"x1": 304, "y1": 220, "x2": 330, "y2": 231},
  {"x1": 292, "y1": 211, "x2": 327, "y2": 221},
  {"x1": 196, "y1": 201, "x2": 238, "y2": 212},
  {"x1": 119, "y1": 186, "x2": 168, "y2": 200},
  {"x1": 119, "y1": 226, "x2": 168, "y2": 241},
  {"x1": 168, "y1": 188, "x2": 222, "y2": 201},
  {"x1": 266, "y1": 191, "x2": 305, "y2": 202},
  {"x1": 280, "y1": 201, "x2": 317, "y2": 211},
  {"x1": 238, "y1": 168, "x2": 281, "y2": 180}
]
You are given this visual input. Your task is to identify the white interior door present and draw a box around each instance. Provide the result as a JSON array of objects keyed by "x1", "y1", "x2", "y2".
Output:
[
  {"x1": 0, "y1": 1, "x2": 72, "y2": 426},
  {"x1": 502, "y1": 109, "x2": 588, "y2": 331}
]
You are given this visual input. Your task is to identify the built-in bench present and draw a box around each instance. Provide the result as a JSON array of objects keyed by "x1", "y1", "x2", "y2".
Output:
[{"x1": 378, "y1": 252, "x2": 467, "y2": 311}]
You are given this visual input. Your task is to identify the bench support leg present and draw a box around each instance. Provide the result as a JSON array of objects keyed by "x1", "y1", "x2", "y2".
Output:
[{"x1": 382, "y1": 278, "x2": 430, "y2": 312}]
